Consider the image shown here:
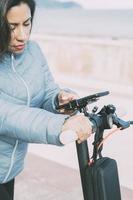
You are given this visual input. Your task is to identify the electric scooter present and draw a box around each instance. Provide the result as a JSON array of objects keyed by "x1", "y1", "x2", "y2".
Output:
[{"x1": 57, "y1": 91, "x2": 133, "y2": 200}]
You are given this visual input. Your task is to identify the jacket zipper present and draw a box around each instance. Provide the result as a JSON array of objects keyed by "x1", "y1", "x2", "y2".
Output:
[{"x1": 3, "y1": 54, "x2": 31, "y2": 183}]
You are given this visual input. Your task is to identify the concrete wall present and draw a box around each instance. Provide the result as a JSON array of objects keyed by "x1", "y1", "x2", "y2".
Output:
[{"x1": 31, "y1": 34, "x2": 133, "y2": 84}]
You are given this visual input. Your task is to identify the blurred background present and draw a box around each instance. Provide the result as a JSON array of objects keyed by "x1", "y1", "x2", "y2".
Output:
[{"x1": 15, "y1": 0, "x2": 133, "y2": 199}]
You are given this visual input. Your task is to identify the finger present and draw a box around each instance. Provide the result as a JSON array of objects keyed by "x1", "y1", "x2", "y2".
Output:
[
  {"x1": 59, "y1": 108, "x2": 65, "y2": 113},
  {"x1": 59, "y1": 92, "x2": 78, "y2": 102},
  {"x1": 67, "y1": 94, "x2": 78, "y2": 101},
  {"x1": 59, "y1": 95, "x2": 71, "y2": 104},
  {"x1": 59, "y1": 100, "x2": 69, "y2": 105},
  {"x1": 80, "y1": 134, "x2": 89, "y2": 141},
  {"x1": 77, "y1": 139, "x2": 81, "y2": 144},
  {"x1": 61, "y1": 95, "x2": 69, "y2": 101},
  {"x1": 77, "y1": 138, "x2": 86, "y2": 144},
  {"x1": 61, "y1": 95, "x2": 74, "y2": 102},
  {"x1": 77, "y1": 134, "x2": 88, "y2": 143},
  {"x1": 70, "y1": 95, "x2": 78, "y2": 100},
  {"x1": 78, "y1": 131, "x2": 91, "y2": 141}
]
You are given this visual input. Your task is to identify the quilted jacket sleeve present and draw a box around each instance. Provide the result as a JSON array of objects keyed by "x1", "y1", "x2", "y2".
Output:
[
  {"x1": 35, "y1": 43, "x2": 60, "y2": 113},
  {"x1": 34, "y1": 42, "x2": 77, "y2": 113},
  {"x1": 41, "y1": 62, "x2": 60, "y2": 113},
  {"x1": 0, "y1": 99, "x2": 67, "y2": 145}
]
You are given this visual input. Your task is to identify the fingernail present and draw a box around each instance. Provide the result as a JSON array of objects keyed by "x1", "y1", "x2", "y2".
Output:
[{"x1": 62, "y1": 97, "x2": 67, "y2": 100}]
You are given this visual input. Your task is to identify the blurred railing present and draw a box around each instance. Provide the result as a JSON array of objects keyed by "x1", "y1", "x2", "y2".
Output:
[{"x1": 31, "y1": 34, "x2": 133, "y2": 97}]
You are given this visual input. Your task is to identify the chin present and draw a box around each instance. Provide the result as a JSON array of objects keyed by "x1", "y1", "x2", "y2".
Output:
[
  {"x1": 14, "y1": 49, "x2": 24, "y2": 54},
  {"x1": 11, "y1": 48, "x2": 25, "y2": 55}
]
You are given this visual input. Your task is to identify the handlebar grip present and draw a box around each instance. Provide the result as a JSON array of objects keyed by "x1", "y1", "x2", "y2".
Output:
[{"x1": 59, "y1": 120, "x2": 96, "y2": 145}]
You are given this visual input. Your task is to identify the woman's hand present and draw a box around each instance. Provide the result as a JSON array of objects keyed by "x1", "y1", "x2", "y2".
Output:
[
  {"x1": 61, "y1": 114, "x2": 92, "y2": 144},
  {"x1": 58, "y1": 90, "x2": 79, "y2": 114}
]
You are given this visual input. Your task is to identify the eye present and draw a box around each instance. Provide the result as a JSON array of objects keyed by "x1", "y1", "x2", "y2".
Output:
[
  {"x1": 24, "y1": 23, "x2": 30, "y2": 27},
  {"x1": 9, "y1": 24, "x2": 16, "y2": 31},
  {"x1": 24, "y1": 20, "x2": 31, "y2": 27}
]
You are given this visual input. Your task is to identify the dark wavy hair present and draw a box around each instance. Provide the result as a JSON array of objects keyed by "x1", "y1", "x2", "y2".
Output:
[{"x1": 0, "y1": 0, "x2": 36, "y2": 56}]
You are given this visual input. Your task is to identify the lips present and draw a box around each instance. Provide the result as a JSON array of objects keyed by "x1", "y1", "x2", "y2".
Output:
[{"x1": 14, "y1": 44, "x2": 25, "y2": 50}]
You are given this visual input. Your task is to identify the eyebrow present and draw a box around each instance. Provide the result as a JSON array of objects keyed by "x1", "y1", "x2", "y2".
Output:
[{"x1": 9, "y1": 17, "x2": 32, "y2": 25}]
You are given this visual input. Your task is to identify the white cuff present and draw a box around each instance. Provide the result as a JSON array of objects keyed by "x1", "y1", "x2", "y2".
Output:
[{"x1": 59, "y1": 130, "x2": 78, "y2": 144}]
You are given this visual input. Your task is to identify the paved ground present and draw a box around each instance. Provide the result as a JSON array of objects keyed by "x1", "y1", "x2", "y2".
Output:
[
  {"x1": 15, "y1": 153, "x2": 83, "y2": 200},
  {"x1": 15, "y1": 153, "x2": 133, "y2": 200},
  {"x1": 14, "y1": 74, "x2": 133, "y2": 200},
  {"x1": 28, "y1": 75, "x2": 133, "y2": 190}
]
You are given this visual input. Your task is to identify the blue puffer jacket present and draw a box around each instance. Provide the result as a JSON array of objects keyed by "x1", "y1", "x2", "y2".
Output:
[{"x1": 0, "y1": 40, "x2": 68, "y2": 183}]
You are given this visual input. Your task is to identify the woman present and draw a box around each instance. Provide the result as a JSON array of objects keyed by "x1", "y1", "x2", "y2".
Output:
[{"x1": 0, "y1": 0, "x2": 92, "y2": 199}]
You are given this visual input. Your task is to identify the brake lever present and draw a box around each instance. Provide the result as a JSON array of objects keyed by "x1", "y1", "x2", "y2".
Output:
[{"x1": 112, "y1": 115, "x2": 130, "y2": 130}]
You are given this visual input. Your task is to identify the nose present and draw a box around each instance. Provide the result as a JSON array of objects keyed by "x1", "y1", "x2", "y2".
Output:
[{"x1": 15, "y1": 26, "x2": 27, "y2": 42}]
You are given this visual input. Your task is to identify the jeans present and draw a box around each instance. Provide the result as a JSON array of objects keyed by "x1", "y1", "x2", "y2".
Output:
[{"x1": 0, "y1": 179, "x2": 14, "y2": 200}]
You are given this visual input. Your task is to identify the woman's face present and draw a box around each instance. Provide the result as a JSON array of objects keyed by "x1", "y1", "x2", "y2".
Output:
[{"x1": 6, "y1": 3, "x2": 32, "y2": 54}]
